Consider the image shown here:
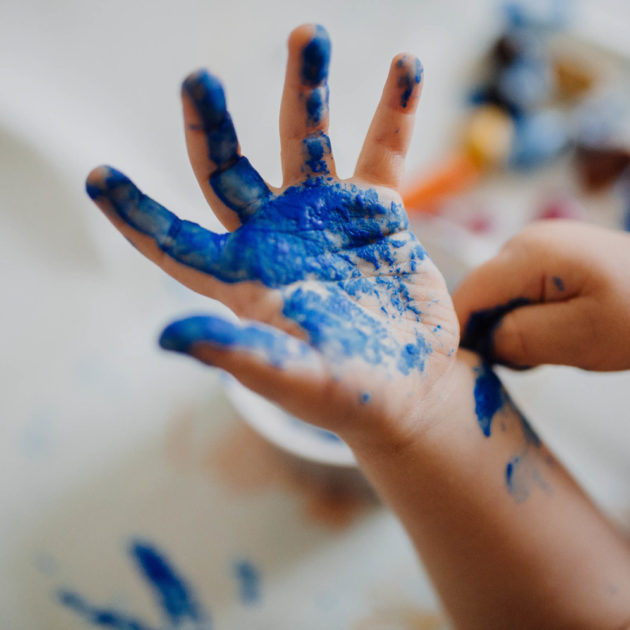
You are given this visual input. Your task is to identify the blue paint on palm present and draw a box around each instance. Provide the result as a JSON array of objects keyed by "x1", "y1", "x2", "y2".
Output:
[
  {"x1": 58, "y1": 540, "x2": 209, "y2": 629},
  {"x1": 87, "y1": 26, "x2": 433, "y2": 376},
  {"x1": 89, "y1": 168, "x2": 432, "y2": 374},
  {"x1": 473, "y1": 364, "x2": 504, "y2": 437}
]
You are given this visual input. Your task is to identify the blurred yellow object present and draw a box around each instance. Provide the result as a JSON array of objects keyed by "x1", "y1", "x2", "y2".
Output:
[
  {"x1": 462, "y1": 105, "x2": 514, "y2": 168},
  {"x1": 404, "y1": 106, "x2": 512, "y2": 214}
]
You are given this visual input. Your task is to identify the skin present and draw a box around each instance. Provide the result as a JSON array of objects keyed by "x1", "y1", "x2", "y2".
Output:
[
  {"x1": 454, "y1": 221, "x2": 630, "y2": 371},
  {"x1": 85, "y1": 25, "x2": 630, "y2": 629}
]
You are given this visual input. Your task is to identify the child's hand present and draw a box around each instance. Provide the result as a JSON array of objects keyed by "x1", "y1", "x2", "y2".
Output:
[
  {"x1": 455, "y1": 220, "x2": 630, "y2": 371},
  {"x1": 86, "y1": 25, "x2": 458, "y2": 445}
]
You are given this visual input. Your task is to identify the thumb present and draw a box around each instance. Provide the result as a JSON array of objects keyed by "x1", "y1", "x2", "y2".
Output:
[{"x1": 159, "y1": 314, "x2": 328, "y2": 414}]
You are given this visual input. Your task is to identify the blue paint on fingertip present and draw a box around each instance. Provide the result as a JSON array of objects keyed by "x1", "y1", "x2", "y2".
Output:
[
  {"x1": 473, "y1": 363, "x2": 504, "y2": 437},
  {"x1": 234, "y1": 560, "x2": 261, "y2": 604},
  {"x1": 160, "y1": 315, "x2": 305, "y2": 367},
  {"x1": 397, "y1": 57, "x2": 423, "y2": 108},
  {"x1": 301, "y1": 25, "x2": 331, "y2": 86},
  {"x1": 182, "y1": 69, "x2": 227, "y2": 128}
]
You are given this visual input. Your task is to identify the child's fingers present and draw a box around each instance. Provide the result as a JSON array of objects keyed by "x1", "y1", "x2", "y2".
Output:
[
  {"x1": 160, "y1": 314, "x2": 329, "y2": 416},
  {"x1": 86, "y1": 165, "x2": 253, "y2": 299},
  {"x1": 279, "y1": 24, "x2": 336, "y2": 183},
  {"x1": 354, "y1": 54, "x2": 423, "y2": 190},
  {"x1": 483, "y1": 298, "x2": 602, "y2": 369},
  {"x1": 182, "y1": 70, "x2": 273, "y2": 230}
]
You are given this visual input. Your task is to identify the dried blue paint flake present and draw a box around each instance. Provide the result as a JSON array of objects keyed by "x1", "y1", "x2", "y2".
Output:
[
  {"x1": 234, "y1": 560, "x2": 261, "y2": 604},
  {"x1": 301, "y1": 25, "x2": 331, "y2": 86},
  {"x1": 552, "y1": 275, "x2": 564, "y2": 291},
  {"x1": 473, "y1": 363, "x2": 504, "y2": 437}
]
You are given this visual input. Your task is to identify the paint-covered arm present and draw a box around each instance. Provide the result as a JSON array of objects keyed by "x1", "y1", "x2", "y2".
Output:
[
  {"x1": 455, "y1": 221, "x2": 630, "y2": 371},
  {"x1": 349, "y1": 348, "x2": 630, "y2": 630}
]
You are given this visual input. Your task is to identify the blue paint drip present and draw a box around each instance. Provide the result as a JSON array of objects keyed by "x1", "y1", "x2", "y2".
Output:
[
  {"x1": 396, "y1": 57, "x2": 423, "y2": 109},
  {"x1": 160, "y1": 314, "x2": 308, "y2": 367},
  {"x1": 461, "y1": 297, "x2": 532, "y2": 367},
  {"x1": 473, "y1": 364, "x2": 504, "y2": 437},
  {"x1": 91, "y1": 163, "x2": 432, "y2": 374},
  {"x1": 552, "y1": 275, "x2": 564, "y2": 291},
  {"x1": 130, "y1": 541, "x2": 206, "y2": 625},
  {"x1": 234, "y1": 560, "x2": 261, "y2": 604},
  {"x1": 58, "y1": 591, "x2": 156, "y2": 630},
  {"x1": 301, "y1": 25, "x2": 331, "y2": 86}
]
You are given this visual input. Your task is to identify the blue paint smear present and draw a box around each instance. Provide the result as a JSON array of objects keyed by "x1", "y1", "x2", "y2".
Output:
[
  {"x1": 130, "y1": 541, "x2": 205, "y2": 625},
  {"x1": 305, "y1": 85, "x2": 329, "y2": 125},
  {"x1": 90, "y1": 165, "x2": 432, "y2": 375},
  {"x1": 234, "y1": 560, "x2": 261, "y2": 604},
  {"x1": 360, "y1": 391, "x2": 371, "y2": 404},
  {"x1": 160, "y1": 314, "x2": 308, "y2": 367},
  {"x1": 461, "y1": 297, "x2": 531, "y2": 367},
  {"x1": 473, "y1": 363, "x2": 504, "y2": 437},
  {"x1": 181, "y1": 69, "x2": 272, "y2": 221},
  {"x1": 301, "y1": 25, "x2": 330, "y2": 86},
  {"x1": 57, "y1": 540, "x2": 209, "y2": 629},
  {"x1": 552, "y1": 275, "x2": 564, "y2": 291},
  {"x1": 303, "y1": 132, "x2": 331, "y2": 174},
  {"x1": 396, "y1": 57, "x2": 423, "y2": 108},
  {"x1": 58, "y1": 591, "x2": 156, "y2": 630}
]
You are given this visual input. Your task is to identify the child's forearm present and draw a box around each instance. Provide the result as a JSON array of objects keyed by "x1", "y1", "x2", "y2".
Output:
[{"x1": 348, "y1": 349, "x2": 630, "y2": 629}]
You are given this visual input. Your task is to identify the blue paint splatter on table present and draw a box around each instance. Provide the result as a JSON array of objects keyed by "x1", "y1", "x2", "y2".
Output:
[
  {"x1": 57, "y1": 540, "x2": 211, "y2": 629},
  {"x1": 234, "y1": 560, "x2": 261, "y2": 604}
]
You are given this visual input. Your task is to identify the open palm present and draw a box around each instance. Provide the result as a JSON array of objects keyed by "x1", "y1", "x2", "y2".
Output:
[{"x1": 87, "y1": 25, "x2": 459, "y2": 441}]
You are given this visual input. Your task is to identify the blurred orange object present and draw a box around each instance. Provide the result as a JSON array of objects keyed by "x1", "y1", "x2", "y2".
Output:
[
  {"x1": 403, "y1": 152, "x2": 482, "y2": 214},
  {"x1": 404, "y1": 105, "x2": 513, "y2": 214}
]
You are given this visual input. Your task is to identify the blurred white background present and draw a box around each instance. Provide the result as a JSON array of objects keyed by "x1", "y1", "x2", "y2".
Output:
[{"x1": 2, "y1": 1, "x2": 630, "y2": 628}]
